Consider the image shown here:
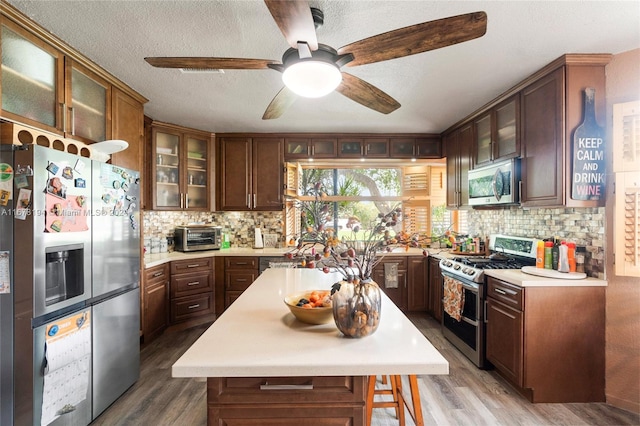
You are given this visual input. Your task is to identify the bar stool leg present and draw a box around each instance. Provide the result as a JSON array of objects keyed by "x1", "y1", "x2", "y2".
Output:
[
  {"x1": 406, "y1": 375, "x2": 424, "y2": 426},
  {"x1": 393, "y1": 375, "x2": 406, "y2": 425},
  {"x1": 366, "y1": 375, "x2": 376, "y2": 426}
]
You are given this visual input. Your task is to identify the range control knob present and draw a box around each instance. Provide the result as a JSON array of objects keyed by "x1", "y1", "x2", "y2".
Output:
[
  {"x1": 453, "y1": 264, "x2": 461, "y2": 270},
  {"x1": 464, "y1": 268, "x2": 475, "y2": 276}
]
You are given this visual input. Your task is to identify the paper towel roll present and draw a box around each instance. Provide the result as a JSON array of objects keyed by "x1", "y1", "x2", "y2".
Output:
[{"x1": 254, "y1": 228, "x2": 264, "y2": 248}]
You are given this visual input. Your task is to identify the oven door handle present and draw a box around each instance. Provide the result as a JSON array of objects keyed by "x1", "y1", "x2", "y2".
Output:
[{"x1": 461, "y1": 316, "x2": 479, "y2": 327}]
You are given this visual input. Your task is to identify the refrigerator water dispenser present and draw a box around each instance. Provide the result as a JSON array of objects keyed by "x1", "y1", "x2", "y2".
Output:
[{"x1": 45, "y1": 244, "x2": 85, "y2": 306}]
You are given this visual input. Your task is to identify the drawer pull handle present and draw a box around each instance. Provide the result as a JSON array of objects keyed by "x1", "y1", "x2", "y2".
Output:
[
  {"x1": 236, "y1": 278, "x2": 247, "y2": 282},
  {"x1": 187, "y1": 281, "x2": 200, "y2": 286},
  {"x1": 494, "y1": 288, "x2": 507, "y2": 295},
  {"x1": 187, "y1": 264, "x2": 201, "y2": 268},
  {"x1": 259, "y1": 383, "x2": 313, "y2": 391},
  {"x1": 235, "y1": 262, "x2": 248, "y2": 265},
  {"x1": 187, "y1": 304, "x2": 200, "y2": 309},
  {"x1": 153, "y1": 272, "x2": 163, "y2": 277}
]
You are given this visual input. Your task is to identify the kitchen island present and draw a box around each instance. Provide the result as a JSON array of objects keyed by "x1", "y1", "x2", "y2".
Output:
[{"x1": 172, "y1": 268, "x2": 449, "y2": 425}]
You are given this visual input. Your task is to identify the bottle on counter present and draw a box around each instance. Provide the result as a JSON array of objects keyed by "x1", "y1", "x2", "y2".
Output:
[
  {"x1": 551, "y1": 236, "x2": 560, "y2": 270},
  {"x1": 575, "y1": 246, "x2": 586, "y2": 272},
  {"x1": 544, "y1": 241, "x2": 553, "y2": 269},
  {"x1": 558, "y1": 241, "x2": 570, "y2": 272},
  {"x1": 567, "y1": 242, "x2": 577, "y2": 272},
  {"x1": 536, "y1": 240, "x2": 545, "y2": 268}
]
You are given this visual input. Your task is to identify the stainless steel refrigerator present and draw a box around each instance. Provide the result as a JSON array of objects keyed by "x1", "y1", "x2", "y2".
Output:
[
  {"x1": 0, "y1": 142, "x2": 140, "y2": 425},
  {"x1": 90, "y1": 160, "x2": 140, "y2": 419}
]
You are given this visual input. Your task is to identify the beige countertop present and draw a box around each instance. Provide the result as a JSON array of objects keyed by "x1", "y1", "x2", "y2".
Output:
[
  {"x1": 144, "y1": 247, "x2": 431, "y2": 269},
  {"x1": 171, "y1": 268, "x2": 449, "y2": 378},
  {"x1": 484, "y1": 269, "x2": 607, "y2": 287}
]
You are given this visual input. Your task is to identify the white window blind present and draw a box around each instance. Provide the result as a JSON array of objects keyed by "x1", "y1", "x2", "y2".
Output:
[{"x1": 613, "y1": 100, "x2": 640, "y2": 277}]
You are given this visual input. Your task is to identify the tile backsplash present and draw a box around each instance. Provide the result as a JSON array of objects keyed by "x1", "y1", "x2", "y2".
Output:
[
  {"x1": 467, "y1": 206, "x2": 605, "y2": 278},
  {"x1": 144, "y1": 206, "x2": 605, "y2": 278},
  {"x1": 143, "y1": 210, "x2": 285, "y2": 248}
]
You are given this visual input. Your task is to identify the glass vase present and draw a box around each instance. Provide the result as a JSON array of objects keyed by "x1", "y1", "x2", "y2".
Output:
[{"x1": 332, "y1": 280, "x2": 382, "y2": 338}]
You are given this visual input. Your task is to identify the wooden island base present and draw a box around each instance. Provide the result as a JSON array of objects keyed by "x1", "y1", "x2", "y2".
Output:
[{"x1": 207, "y1": 376, "x2": 367, "y2": 425}]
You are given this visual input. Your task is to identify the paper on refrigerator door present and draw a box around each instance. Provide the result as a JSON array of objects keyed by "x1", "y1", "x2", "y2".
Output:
[{"x1": 41, "y1": 310, "x2": 91, "y2": 426}]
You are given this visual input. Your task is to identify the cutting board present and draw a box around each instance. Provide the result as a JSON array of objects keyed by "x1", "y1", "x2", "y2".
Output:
[{"x1": 521, "y1": 266, "x2": 587, "y2": 280}]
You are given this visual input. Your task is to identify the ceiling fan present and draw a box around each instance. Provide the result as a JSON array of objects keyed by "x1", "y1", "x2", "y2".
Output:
[{"x1": 144, "y1": 1, "x2": 487, "y2": 120}]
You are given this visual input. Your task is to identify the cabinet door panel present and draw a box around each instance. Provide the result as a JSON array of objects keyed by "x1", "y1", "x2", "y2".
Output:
[
  {"x1": 486, "y1": 298, "x2": 523, "y2": 386},
  {"x1": 311, "y1": 138, "x2": 337, "y2": 157},
  {"x1": 153, "y1": 128, "x2": 182, "y2": 209},
  {"x1": 220, "y1": 137, "x2": 251, "y2": 210},
  {"x1": 1, "y1": 19, "x2": 63, "y2": 132},
  {"x1": 67, "y1": 60, "x2": 110, "y2": 143},
  {"x1": 415, "y1": 137, "x2": 442, "y2": 158},
  {"x1": 495, "y1": 96, "x2": 519, "y2": 159},
  {"x1": 372, "y1": 258, "x2": 407, "y2": 311},
  {"x1": 521, "y1": 68, "x2": 564, "y2": 206},
  {"x1": 111, "y1": 87, "x2": 144, "y2": 172},
  {"x1": 253, "y1": 138, "x2": 283, "y2": 210},
  {"x1": 407, "y1": 257, "x2": 428, "y2": 311},
  {"x1": 338, "y1": 138, "x2": 363, "y2": 157},
  {"x1": 474, "y1": 113, "x2": 492, "y2": 165},
  {"x1": 185, "y1": 134, "x2": 210, "y2": 209}
]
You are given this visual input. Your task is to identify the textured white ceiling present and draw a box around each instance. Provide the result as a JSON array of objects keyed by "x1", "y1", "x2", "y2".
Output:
[{"x1": 6, "y1": 0, "x2": 640, "y2": 134}]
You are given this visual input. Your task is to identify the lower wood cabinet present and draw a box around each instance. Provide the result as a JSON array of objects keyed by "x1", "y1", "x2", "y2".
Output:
[
  {"x1": 427, "y1": 257, "x2": 443, "y2": 321},
  {"x1": 207, "y1": 376, "x2": 366, "y2": 425},
  {"x1": 372, "y1": 256, "x2": 407, "y2": 311},
  {"x1": 485, "y1": 276, "x2": 605, "y2": 403},
  {"x1": 142, "y1": 264, "x2": 169, "y2": 344},
  {"x1": 223, "y1": 257, "x2": 259, "y2": 309},
  {"x1": 169, "y1": 257, "x2": 215, "y2": 324},
  {"x1": 407, "y1": 256, "x2": 428, "y2": 311}
]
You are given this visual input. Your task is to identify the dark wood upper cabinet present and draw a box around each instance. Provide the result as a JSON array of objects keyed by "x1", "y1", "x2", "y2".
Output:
[
  {"x1": 390, "y1": 136, "x2": 441, "y2": 159},
  {"x1": 151, "y1": 122, "x2": 212, "y2": 211},
  {"x1": 473, "y1": 95, "x2": 520, "y2": 167},
  {"x1": 520, "y1": 55, "x2": 609, "y2": 208},
  {"x1": 444, "y1": 124, "x2": 473, "y2": 208},
  {"x1": 284, "y1": 137, "x2": 337, "y2": 159},
  {"x1": 218, "y1": 136, "x2": 283, "y2": 211}
]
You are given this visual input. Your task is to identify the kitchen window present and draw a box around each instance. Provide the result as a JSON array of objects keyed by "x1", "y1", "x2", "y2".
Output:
[{"x1": 285, "y1": 164, "x2": 460, "y2": 243}]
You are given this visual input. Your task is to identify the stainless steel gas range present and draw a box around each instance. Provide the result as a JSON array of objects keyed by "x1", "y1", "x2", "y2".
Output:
[{"x1": 439, "y1": 234, "x2": 537, "y2": 368}]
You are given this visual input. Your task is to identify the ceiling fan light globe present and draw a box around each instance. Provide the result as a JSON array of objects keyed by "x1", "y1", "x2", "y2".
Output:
[{"x1": 282, "y1": 61, "x2": 341, "y2": 98}]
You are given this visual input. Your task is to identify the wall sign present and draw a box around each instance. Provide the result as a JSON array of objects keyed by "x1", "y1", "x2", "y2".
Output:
[{"x1": 572, "y1": 87, "x2": 605, "y2": 201}]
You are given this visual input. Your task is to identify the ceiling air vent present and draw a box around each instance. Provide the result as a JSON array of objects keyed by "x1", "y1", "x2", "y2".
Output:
[{"x1": 179, "y1": 68, "x2": 225, "y2": 74}]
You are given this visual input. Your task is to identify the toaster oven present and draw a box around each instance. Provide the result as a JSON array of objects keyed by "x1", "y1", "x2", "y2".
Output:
[{"x1": 174, "y1": 225, "x2": 222, "y2": 252}]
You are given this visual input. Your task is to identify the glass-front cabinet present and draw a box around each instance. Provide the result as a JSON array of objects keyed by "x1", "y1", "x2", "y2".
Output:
[
  {"x1": 1, "y1": 18, "x2": 62, "y2": 132},
  {"x1": 473, "y1": 95, "x2": 520, "y2": 166},
  {"x1": 0, "y1": 16, "x2": 111, "y2": 143},
  {"x1": 185, "y1": 135, "x2": 209, "y2": 209},
  {"x1": 151, "y1": 123, "x2": 211, "y2": 211},
  {"x1": 284, "y1": 137, "x2": 337, "y2": 160},
  {"x1": 66, "y1": 61, "x2": 110, "y2": 143}
]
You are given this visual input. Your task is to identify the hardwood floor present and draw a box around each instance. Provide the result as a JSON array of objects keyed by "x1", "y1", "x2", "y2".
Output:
[{"x1": 91, "y1": 313, "x2": 638, "y2": 426}]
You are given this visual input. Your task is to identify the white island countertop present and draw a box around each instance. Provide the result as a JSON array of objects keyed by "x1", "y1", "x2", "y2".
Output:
[{"x1": 172, "y1": 268, "x2": 449, "y2": 378}]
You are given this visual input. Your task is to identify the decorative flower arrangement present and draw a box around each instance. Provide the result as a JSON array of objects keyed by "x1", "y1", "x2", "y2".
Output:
[
  {"x1": 284, "y1": 182, "x2": 431, "y2": 337},
  {"x1": 285, "y1": 182, "x2": 429, "y2": 284}
]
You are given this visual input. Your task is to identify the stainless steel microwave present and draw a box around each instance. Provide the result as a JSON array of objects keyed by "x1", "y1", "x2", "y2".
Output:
[
  {"x1": 174, "y1": 225, "x2": 222, "y2": 252},
  {"x1": 468, "y1": 159, "x2": 520, "y2": 206}
]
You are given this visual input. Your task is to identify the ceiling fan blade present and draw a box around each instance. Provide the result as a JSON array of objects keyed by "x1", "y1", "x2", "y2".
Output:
[
  {"x1": 145, "y1": 57, "x2": 278, "y2": 70},
  {"x1": 338, "y1": 11, "x2": 487, "y2": 67},
  {"x1": 264, "y1": 0, "x2": 318, "y2": 51},
  {"x1": 262, "y1": 86, "x2": 298, "y2": 120},
  {"x1": 335, "y1": 73, "x2": 400, "y2": 114}
]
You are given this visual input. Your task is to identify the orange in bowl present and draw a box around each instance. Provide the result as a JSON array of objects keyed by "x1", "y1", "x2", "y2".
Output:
[{"x1": 284, "y1": 290, "x2": 333, "y2": 325}]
